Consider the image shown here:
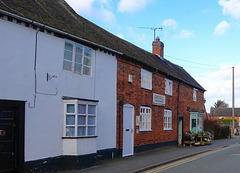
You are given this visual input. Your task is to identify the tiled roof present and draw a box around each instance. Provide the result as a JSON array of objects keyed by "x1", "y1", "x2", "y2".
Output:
[
  {"x1": 210, "y1": 108, "x2": 240, "y2": 117},
  {"x1": 0, "y1": 0, "x2": 205, "y2": 91}
]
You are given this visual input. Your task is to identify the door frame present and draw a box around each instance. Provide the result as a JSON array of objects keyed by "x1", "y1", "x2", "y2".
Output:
[
  {"x1": 177, "y1": 114, "x2": 184, "y2": 146},
  {"x1": 122, "y1": 104, "x2": 134, "y2": 157},
  {"x1": 0, "y1": 100, "x2": 25, "y2": 173}
]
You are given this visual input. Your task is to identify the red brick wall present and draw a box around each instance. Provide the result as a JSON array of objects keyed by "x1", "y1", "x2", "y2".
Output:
[{"x1": 116, "y1": 56, "x2": 205, "y2": 149}]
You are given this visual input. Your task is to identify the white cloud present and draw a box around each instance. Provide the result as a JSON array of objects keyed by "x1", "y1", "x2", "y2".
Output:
[
  {"x1": 126, "y1": 27, "x2": 147, "y2": 45},
  {"x1": 174, "y1": 30, "x2": 194, "y2": 39},
  {"x1": 162, "y1": 19, "x2": 178, "y2": 30},
  {"x1": 65, "y1": 0, "x2": 95, "y2": 15},
  {"x1": 99, "y1": 7, "x2": 116, "y2": 23},
  {"x1": 65, "y1": 0, "x2": 116, "y2": 24},
  {"x1": 214, "y1": 21, "x2": 230, "y2": 36},
  {"x1": 219, "y1": 0, "x2": 240, "y2": 19},
  {"x1": 117, "y1": 33, "x2": 125, "y2": 39},
  {"x1": 118, "y1": 0, "x2": 150, "y2": 12},
  {"x1": 198, "y1": 63, "x2": 240, "y2": 112}
]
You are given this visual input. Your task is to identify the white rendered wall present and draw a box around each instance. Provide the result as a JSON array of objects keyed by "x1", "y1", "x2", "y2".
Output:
[
  {"x1": 0, "y1": 18, "x2": 117, "y2": 161},
  {"x1": 95, "y1": 51, "x2": 117, "y2": 151}
]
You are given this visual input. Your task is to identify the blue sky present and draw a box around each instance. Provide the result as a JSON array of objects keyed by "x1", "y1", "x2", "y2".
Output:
[{"x1": 65, "y1": 0, "x2": 240, "y2": 112}]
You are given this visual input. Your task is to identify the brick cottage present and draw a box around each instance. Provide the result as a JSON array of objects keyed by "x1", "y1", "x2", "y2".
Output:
[{"x1": 116, "y1": 37, "x2": 205, "y2": 156}]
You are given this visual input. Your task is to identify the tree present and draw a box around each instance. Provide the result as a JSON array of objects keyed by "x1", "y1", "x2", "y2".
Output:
[{"x1": 214, "y1": 100, "x2": 229, "y2": 108}]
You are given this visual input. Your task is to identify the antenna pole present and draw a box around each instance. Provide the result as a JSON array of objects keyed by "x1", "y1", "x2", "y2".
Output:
[{"x1": 138, "y1": 27, "x2": 163, "y2": 41}]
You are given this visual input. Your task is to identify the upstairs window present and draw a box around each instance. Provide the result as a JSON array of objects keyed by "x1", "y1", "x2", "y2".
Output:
[
  {"x1": 139, "y1": 106, "x2": 151, "y2": 131},
  {"x1": 64, "y1": 101, "x2": 97, "y2": 137},
  {"x1": 141, "y1": 69, "x2": 152, "y2": 90},
  {"x1": 164, "y1": 109, "x2": 172, "y2": 130},
  {"x1": 193, "y1": 88, "x2": 198, "y2": 102},
  {"x1": 165, "y1": 79, "x2": 173, "y2": 96},
  {"x1": 63, "y1": 40, "x2": 92, "y2": 76}
]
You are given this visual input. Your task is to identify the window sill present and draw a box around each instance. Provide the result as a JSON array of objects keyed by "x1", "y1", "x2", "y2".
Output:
[
  {"x1": 141, "y1": 87, "x2": 152, "y2": 91},
  {"x1": 62, "y1": 136, "x2": 98, "y2": 139},
  {"x1": 164, "y1": 128, "x2": 173, "y2": 131},
  {"x1": 165, "y1": 93, "x2": 172, "y2": 96}
]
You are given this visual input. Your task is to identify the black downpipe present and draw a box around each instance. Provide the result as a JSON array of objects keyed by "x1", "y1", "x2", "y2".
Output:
[
  {"x1": 119, "y1": 100, "x2": 124, "y2": 156},
  {"x1": 177, "y1": 82, "x2": 183, "y2": 116}
]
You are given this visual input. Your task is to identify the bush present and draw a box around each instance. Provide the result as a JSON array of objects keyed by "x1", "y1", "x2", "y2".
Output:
[
  {"x1": 218, "y1": 119, "x2": 237, "y2": 125},
  {"x1": 204, "y1": 119, "x2": 231, "y2": 139}
]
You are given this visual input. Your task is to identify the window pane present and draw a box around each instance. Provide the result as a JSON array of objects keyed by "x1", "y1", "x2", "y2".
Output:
[
  {"x1": 88, "y1": 105, "x2": 96, "y2": 114},
  {"x1": 84, "y1": 56, "x2": 91, "y2": 66},
  {"x1": 164, "y1": 117, "x2": 167, "y2": 123},
  {"x1": 66, "y1": 126, "x2": 75, "y2": 136},
  {"x1": 64, "y1": 50, "x2": 73, "y2": 61},
  {"x1": 78, "y1": 104, "x2": 86, "y2": 114},
  {"x1": 67, "y1": 104, "x2": 75, "y2": 113},
  {"x1": 76, "y1": 44, "x2": 83, "y2": 53},
  {"x1": 66, "y1": 115, "x2": 75, "y2": 125},
  {"x1": 74, "y1": 63, "x2": 82, "y2": 73},
  {"x1": 75, "y1": 53, "x2": 82, "y2": 63},
  {"x1": 77, "y1": 127, "x2": 86, "y2": 136},
  {"x1": 146, "y1": 116, "x2": 151, "y2": 123},
  {"x1": 65, "y1": 41, "x2": 73, "y2": 51},
  {"x1": 83, "y1": 66, "x2": 91, "y2": 75},
  {"x1": 88, "y1": 126, "x2": 95, "y2": 136},
  {"x1": 146, "y1": 122, "x2": 151, "y2": 129},
  {"x1": 78, "y1": 115, "x2": 86, "y2": 125},
  {"x1": 84, "y1": 47, "x2": 92, "y2": 57},
  {"x1": 88, "y1": 116, "x2": 95, "y2": 125},
  {"x1": 63, "y1": 60, "x2": 72, "y2": 71}
]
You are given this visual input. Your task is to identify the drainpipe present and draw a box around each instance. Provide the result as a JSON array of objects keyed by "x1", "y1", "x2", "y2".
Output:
[
  {"x1": 119, "y1": 100, "x2": 124, "y2": 156},
  {"x1": 177, "y1": 82, "x2": 183, "y2": 116}
]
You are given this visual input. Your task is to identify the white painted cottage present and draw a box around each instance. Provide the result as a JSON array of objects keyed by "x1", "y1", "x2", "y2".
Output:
[{"x1": 0, "y1": 7, "x2": 118, "y2": 172}]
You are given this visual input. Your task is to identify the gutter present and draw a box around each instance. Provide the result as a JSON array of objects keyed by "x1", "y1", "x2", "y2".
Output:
[{"x1": 0, "y1": 9, "x2": 123, "y2": 56}]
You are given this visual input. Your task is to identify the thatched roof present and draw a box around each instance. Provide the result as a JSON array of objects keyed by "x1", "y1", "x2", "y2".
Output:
[
  {"x1": 0, "y1": 0, "x2": 205, "y2": 91},
  {"x1": 210, "y1": 108, "x2": 240, "y2": 117}
]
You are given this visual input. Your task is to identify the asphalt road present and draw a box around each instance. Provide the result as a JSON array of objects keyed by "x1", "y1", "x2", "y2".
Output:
[{"x1": 144, "y1": 143, "x2": 240, "y2": 173}]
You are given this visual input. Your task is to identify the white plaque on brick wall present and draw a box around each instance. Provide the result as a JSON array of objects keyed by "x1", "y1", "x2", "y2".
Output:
[
  {"x1": 136, "y1": 116, "x2": 140, "y2": 126},
  {"x1": 153, "y1": 93, "x2": 165, "y2": 106}
]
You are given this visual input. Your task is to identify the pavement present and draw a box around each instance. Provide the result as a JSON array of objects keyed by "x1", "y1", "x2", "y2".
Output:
[{"x1": 57, "y1": 136, "x2": 240, "y2": 173}]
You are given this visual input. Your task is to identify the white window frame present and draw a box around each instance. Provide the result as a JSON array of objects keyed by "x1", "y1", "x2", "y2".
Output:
[
  {"x1": 63, "y1": 40, "x2": 93, "y2": 76},
  {"x1": 165, "y1": 78, "x2": 173, "y2": 96},
  {"x1": 141, "y1": 69, "x2": 152, "y2": 90},
  {"x1": 164, "y1": 109, "x2": 172, "y2": 130},
  {"x1": 63, "y1": 100, "x2": 97, "y2": 137},
  {"x1": 190, "y1": 113, "x2": 203, "y2": 133},
  {"x1": 139, "y1": 106, "x2": 152, "y2": 131},
  {"x1": 193, "y1": 88, "x2": 198, "y2": 102}
]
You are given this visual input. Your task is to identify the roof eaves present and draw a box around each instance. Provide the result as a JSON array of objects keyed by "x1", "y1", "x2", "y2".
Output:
[{"x1": 0, "y1": 9, "x2": 123, "y2": 56}]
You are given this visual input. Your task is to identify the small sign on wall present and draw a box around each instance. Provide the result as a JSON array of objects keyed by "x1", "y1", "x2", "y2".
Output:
[
  {"x1": 136, "y1": 116, "x2": 140, "y2": 126},
  {"x1": 153, "y1": 93, "x2": 165, "y2": 106}
]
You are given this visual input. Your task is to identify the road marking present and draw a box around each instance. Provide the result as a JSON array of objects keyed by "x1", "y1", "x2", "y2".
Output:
[{"x1": 144, "y1": 145, "x2": 240, "y2": 173}]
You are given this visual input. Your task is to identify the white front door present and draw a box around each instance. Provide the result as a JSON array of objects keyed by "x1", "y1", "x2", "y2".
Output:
[{"x1": 123, "y1": 104, "x2": 134, "y2": 157}]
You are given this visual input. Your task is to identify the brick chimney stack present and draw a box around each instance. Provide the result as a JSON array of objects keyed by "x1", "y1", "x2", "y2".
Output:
[{"x1": 152, "y1": 36, "x2": 164, "y2": 57}]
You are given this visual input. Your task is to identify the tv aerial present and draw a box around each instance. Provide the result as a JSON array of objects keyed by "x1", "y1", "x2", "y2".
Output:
[{"x1": 139, "y1": 27, "x2": 163, "y2": 41}]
